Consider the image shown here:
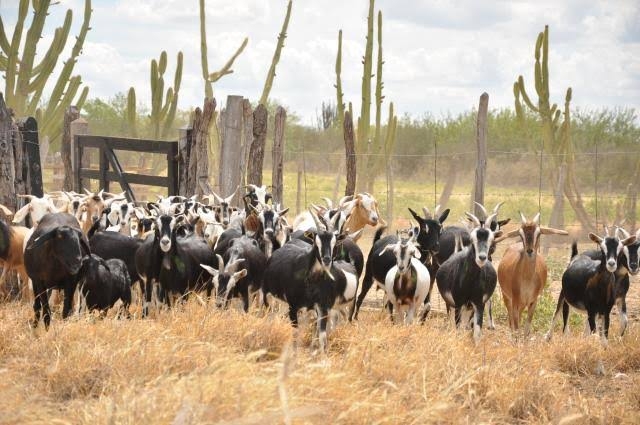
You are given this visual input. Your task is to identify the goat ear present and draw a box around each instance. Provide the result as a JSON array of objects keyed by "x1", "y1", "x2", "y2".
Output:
[
  {"x1": 304, "y1": 230, "x2": 315, "y2": 241},
  {"x1": 408, "y1": 208, "x2": 423, "y2": 223},
  {"x1": 494, "y1": 229, "x2": 519, "y2": 243},
  {"x1": 348, "y1": 228, "x2": 363, "y2": 241},
  {"x1": 497, "y1": 218, "x2": 511, "y2": 228},
  {"x1": 438, "y1": 208, "x2": 450, "y2": 224},
  {"x1": 12, "y1": 203, "x2": 31, "y2": 224},
  {"x1": 26, "y1": 228, "x2": 57, "y2": 250},
  {"x1": 588, "y1": 233, "x2": 603, "y2": 244},
  {"x1": 200, "y1": 264, "x2": 218, "y2": 277},
  {"x1": 493, "y1": 230, "x2": 504, "y2": 240},
  {"x1": 622, "y1": 235, "x2": 637, "y2": 246},
  {"x1": 278, "y1": 207, "x2": 289, "y2": 216},
  {"x1": 539, "y1": 227, "x2": 569, "y2": 236},
  {"x1": 378, "y1": 244, "x2": 395, "y2": 256},
  {"x1": 412, "y1": 249, "x2": 421, "y2": 259},
  {"x1": 233, "y1": 269, "x2": 248, "y2": 280}
]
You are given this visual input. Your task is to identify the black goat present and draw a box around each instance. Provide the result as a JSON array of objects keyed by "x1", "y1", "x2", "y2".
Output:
[
  {"x1": 77, "y1": 254, "x2": 132, "y2": 317},
  {"x1": 201, "y1": 234, "x2": 267, "y2": 311},
  {"x1": 24, "y1": 213, "x2": 91, "y2": 328},
  {"x1": 262, "y1": 211, "x2": 358, "y2": 352},
  {"x1": 89, "y1": 228, "x2": 143, "y2": 290},
  {"x1": 352, "y1": 205, "x2": 450, "y2": 321},
  {"x1": 546, "y1": 231, "x2": 636, "y2": 342},
  {"x1": 435, "y1": 212, "x2": 502, "y2": 342}
]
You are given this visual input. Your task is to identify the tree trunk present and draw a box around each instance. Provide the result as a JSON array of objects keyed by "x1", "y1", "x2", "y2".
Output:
[
  {"x1": 188, "y1": 98, "x2": 216, "y2": 197},
  {"x1": 344, "y1": 111, "x2": 356, "y2": 196},
  {"x1": 272, "y1": 106, "x2": 286, "y2": 205},
  {"x1": 240, "y1": 99, "x2": 253, "y2": 204},
  {"x1": 472, "y1": 93, "x2": 489, "y2": 217},
  {"x1": 219, "y1": 95, "x2": 244, "y2": 199},
  {"x1": 247, "y1": 104, "x2": 268, "y2": 186}
]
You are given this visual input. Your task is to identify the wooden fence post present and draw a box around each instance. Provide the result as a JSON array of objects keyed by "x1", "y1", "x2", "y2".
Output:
[
  {"x1": 71, "y1": 117, "x2": 89, "y2": 191},
  {"x1": 247, "y1": 104, "x2": 268, "y2": 186},
  {"x1": 272, "y1": 106, "x2": 286, "y2": 205},
  {"x1": 190, "y1": 98, "x2": 216, "y2": 197},
  {"x1": 0, "y1": 93, "x2": 17, "y2": 211},
  {"x1": 178, "y1": 126, "x2": 193, "y2": 196},
  {"x1": 62, "y1": 106, "x2": 80, "y2": 190},
  {"x1": 17, "y1": 117, "x2": 43, "y2": 197},
  {"x1": 219, "y1": 95, "x2": 244, "y2": 199},
  {"x1": 472, "y1": 92, "x2": 489, "y2": 217},
  {"x1": 240, "y1": 99, "x2": 253, "y2": 200},
  {"x1": 344, "y1": 111, "x2": 356, "y2": 197}
]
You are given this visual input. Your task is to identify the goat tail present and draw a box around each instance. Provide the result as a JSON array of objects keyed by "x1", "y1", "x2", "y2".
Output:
[
  {"x1": 570, "y1": 240, "x2": 579, "y2": 261},
  {"x1": 373, "y1": 226, "x2": 387, "y2": 244}
]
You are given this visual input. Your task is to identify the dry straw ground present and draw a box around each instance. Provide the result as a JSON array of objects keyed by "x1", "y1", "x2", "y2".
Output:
[{"x1": 0, "y1": 283, "x2": 639, "y2": 425}]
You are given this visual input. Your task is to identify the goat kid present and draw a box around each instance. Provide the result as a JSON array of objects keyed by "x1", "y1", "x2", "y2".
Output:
[{"x1": 77, "y1": 254, "x2": 132, "y2": 318}]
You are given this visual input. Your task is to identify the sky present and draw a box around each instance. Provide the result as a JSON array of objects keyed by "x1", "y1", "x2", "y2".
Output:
[{"x1": 1, "y1": 0, "x2": 639, "y2": 125}]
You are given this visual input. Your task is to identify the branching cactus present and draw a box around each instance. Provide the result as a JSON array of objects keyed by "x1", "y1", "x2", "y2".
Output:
[
  {"x1": 0, "y1": 0, "x2": 92, "y2": 145},
  {"x1": 334, "y1": 29, "x2": 345, "y2": 130},
  {"x1": 259, "y1": 0, "x2": 292, "y2": 105}
]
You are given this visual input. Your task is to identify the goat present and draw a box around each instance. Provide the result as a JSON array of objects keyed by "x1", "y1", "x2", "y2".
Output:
[
  {"x1": 89, "y1": 229, "x2": 143, "y2": 296},
  {"x1": 203, "y1": 188, "x2": 238, "y2": 227},
  {"x1": 77, "y1": 254, "x2": 132, "y2": 318},
  {"x1": 342, "y1": 193, "x2": 386, "y2": 239},
  {"x1": 292, "y1": 196, "x2": 353, "y2": 232},
  {"x1": 436, "y1": 212, "x2": 503, "y2": 342},
  {"x1": 201, "y1": 233, "x2": 267, "y2": 311},
  {"x1": 24, "y1": 213, "x2": 91, "y2": 329},
  {"x1": 12, "y1": 194, "x2": 59, "y2": 227},
  {"x1": 496, "y1": 212, "x2": 568, "y2": 336},
  {"x1": 135, "y1": 213, "x2": 216, "y2": 316},
  {"x1": 433, "y1": 202, "x2": 509, "y2": 329},
  {"x1": 352, "y1": 205, "x2": 450, "y2": 321},
  {"x1": 243, "y1": 184, "x2": 272, "y2": 213},
  {"x1": 255, "y1": 203, "x2": 290, "y2": 258},
  {"x1": 261, "y1": 210, "x2": 358, "y2": 352},
  {"x1": 379, "y1": 229, "x2": 431, "y2": 324},
  {"x1": 546, "y1": 231, "x2": 636, "y2": 343},
  {"x1": 0, "y1": 211, "x2": 31, "y2": 300}
]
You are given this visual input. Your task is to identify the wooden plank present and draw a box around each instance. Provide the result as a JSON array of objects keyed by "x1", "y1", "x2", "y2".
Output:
[
  {"x1": 104, "y1": 147, "x2": 136, "y2": 202},
  {"x1": 0, "y1": 93, "x2": 17, "y2": 211},
  {"x1": 99, "y1": 147, "x2": 109, "y2": 192},
  {"x1": 79, "y1": 169, "x2": 171, "y2": 187},
  {"x1": 71, "y1": 117, "x2": 89, "y2": 191},
  {"x1": 168, "y1": 141, "x2": 179, "y2": 196},
  {"x1": 219, "y1": 95, "x2": 244, "y2": 198},
  {"x1": 62, "y1": 107, "x2": 80, "y2": 190},
  {"x1": 77, "y1": 135, "x2": 176, "y2": 154},
  {"x1": 344, "y1": 111, "x2": 356, "y2": 197},
  {"x1": 17, "y1": 117, "x2": 43, "y2": 197},
  {"x1": 247, "y1": 104, "x2": 268, "y2": 186},
  {"x1": 472, "y1": 92, "x2": 489, "y2": 217}
]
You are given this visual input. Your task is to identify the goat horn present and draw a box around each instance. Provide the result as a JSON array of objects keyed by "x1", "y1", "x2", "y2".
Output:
[
  {"x1": 532, "y1": 212, "x2": 540, "y2": 225},
  {"x1": 616, "y1": 226, "x2": 630, "y2": 239},
  {"x1": 604, "y1": 225, "x2": 610, "y2": 237},
  {"x1": 0, "y1": 203, "x2": 13, "y2": 216},
  {"x1": 539, "y1": 226, "x2": 569, "y2": 236},
  {"x1": 321, "y1": 197, "x2": 334, "y2": 209},
  {"x1": 465, "y1": 212, "x2": 482, "y2": 228},
  {"x1": 338, "y1": 195, "x2": 353, "y2": 207},
  {"x1": 519, "y1": 211, "x2": 527, "y2": 224},
  {"x1": 485, "y1": 213, "x2": 498, "y2": 230},
  {"x1": 308, "y1": 208, "x2": 324, "y2": 231},
  {"x1": 474, "y1": 202, "x2": 488, "y2": 219},
  {"x1": 17, "y1": 194, "x2": 35, "y2": 200},
  {"x1": 493, "y1": 201, "x2": 505, "y2": 214},
  {"x1": 422, "y1": 206, "x2": 432, "y2": 219},
  {"x1": 434, "y1": 204, "x2": 441, "y2": 217},
  {"x1": 216, "y1": 254, "x2": 225, "y2": 272}
]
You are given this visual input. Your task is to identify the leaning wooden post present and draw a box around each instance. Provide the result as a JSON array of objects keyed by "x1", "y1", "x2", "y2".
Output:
[
  {"x1": 0, "y1": 93, "x2": 17, "y2": 211},
  {"x1": 272, "y1": 106, "x2": 286, "y2": 205},
  {"x1": 472, "y1": 93, "x2": 489, "y2": 217},
  {"x1": 240, "y1": 99, "x2": 253, "y2": 201},
  {"x1": 344, "y1": 111, "x2": 356, "y2": 196},
  {"x1": 178, "y1": 125, "x2": 193, "y2": 196},
  {"x1": 247, "y1": 104, "x2": 268, "y2": 186},
  {"x1": 62, "y1": 106, "x2": 80, "y2": 190}
]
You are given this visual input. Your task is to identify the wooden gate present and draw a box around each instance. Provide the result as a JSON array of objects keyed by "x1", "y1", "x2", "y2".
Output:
[{"x1": 73, "y1": 135, "x2": 178, "y2": 203}]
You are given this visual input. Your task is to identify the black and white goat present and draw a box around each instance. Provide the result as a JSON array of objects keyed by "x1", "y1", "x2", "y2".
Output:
[
  {"x1": 435, "y1": 212, "x2": 503, "y2": 342},
  {"x1": 255, "y1": 203, "x2": 290, "y2": 258},
  {"x1": 77, "y1": 254, "x2": 132, "y2": 317},
  {"x1": 379, "y1": 229, "x2": 431, "y2": 324},
  {"x1": 352, "y1": 205, "x2": 450, "y2": 321},
  {"x1": 546, "y1": 230, "x2": 636, "y2": 343},
  {"x1": 261, "y1": 210, "x2": 358, "y2": 352},
  {"x1": 201, "y1": 234, "x2": 267, "y2": 311}
]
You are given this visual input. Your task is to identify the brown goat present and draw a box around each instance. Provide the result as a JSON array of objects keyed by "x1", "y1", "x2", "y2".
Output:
[
  {"x1": 343, "y1": 193, "x2": 386, "y2": 236},
  {"x1": 496, "y1": 212, "x2": 568, "y2": 336},
  {"x1": 0, "y1": 208, "x2": 31, "y2": 301}
]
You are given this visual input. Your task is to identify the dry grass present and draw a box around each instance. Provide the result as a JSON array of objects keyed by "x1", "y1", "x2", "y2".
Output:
[{"x1": 1, "y1": 296, "x2": 639, "y2": 425}]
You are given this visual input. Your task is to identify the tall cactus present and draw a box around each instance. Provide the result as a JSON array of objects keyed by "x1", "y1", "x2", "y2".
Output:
[
  {"x1": 334, "y1": 29, "x2": 345, "y2": 130},
  {"x1": 199, "y1": 0, "x2": 248, "y2": 99},
  {"x1": 355, "y1": 0, "x2": 375, "y2": 192},
  {"x1": 259, "y1": 0, "x2": 292, "y2": 106},
  {"x1": 514, "y1": 25, "x2": 593, "y2": 231},
  {"x1": 125, "y1": 51, "x2": 183, "y2": 140},
  {"x1": 0, "y1": 0, "x2": 92, "y2": 145}
]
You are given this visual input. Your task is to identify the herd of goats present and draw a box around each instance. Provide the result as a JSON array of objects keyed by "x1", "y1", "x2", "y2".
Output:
[{"x1": 0, "y1": 184, "x2": 637, "y2": 351}]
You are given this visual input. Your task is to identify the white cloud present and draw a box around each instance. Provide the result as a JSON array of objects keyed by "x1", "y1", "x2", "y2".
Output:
[{"x1": 0, "y1": 0, "x2": 638, "y2": 125}]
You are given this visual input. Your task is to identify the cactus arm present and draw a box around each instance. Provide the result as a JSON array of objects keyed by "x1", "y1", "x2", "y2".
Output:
[
  {"x1": 5, "y1": 0, "x2": 29, "y2": 106},
  {"x1": 44, "y1": 0, "x2": 92, "y2": 118},
  {"x1": 357, "y1": 0, "x2": 374, "y2": 156},
  {"x1": 383, "y1": 102, "x2": 396, "y2": 154},
  {"x1": 173, "y1": 51, "x2": 183, "y2": 93},
  {"x1": 17, "y1": 0, "x2": 52, "y2": 109},
  {"x1": 0, "y1": 15, "x2": 11, "y2": 54},
  {"x1": 207, "y1": 37, "x2": 248, "y2": 82},
  {"x1": 30, "y1": 11, "x2": 72, "y2": 79},
  {"x1": 39, "y1": 75, "x2": 83, "y2": 141},
  {"x1": 160, "y1": 89, "x2": 173, "y2": 121},
  {"x1": 541, "y1": 26, "x2": 549, "y2": 101},
  {"x1": 516, "y1": 76, "x2": 539, "y2": 113},
  {"x1": 161, "y1": 52, "x2": 182, "y2": 139},
  {"x1": 158, "y1": 51, "x2": 167, "y2": 75},
  {"x1": 374, "y1": 10, "x2": 383, "y2": 155},
  {"x1": 334, "y1": 29, "x2": 344, "y2": 129},
  {"x1": 513, "y1": 81, "x2": 524, "y2": 120},
  {"x1": 259, "y1": 0, "x2": 292, "y2": 105},
  {"x1": 76, "y1": 85, "x2": 89, "y2": 111},
  {"x1": 0, "y1": 55, "x2": 7, "y2": 70},
  {"x1": 199, "y1": 0, "x2": 212, "y2": 98},
  {"x1": 126, "y1": 87, "x2": 137, "y2": 137}
]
